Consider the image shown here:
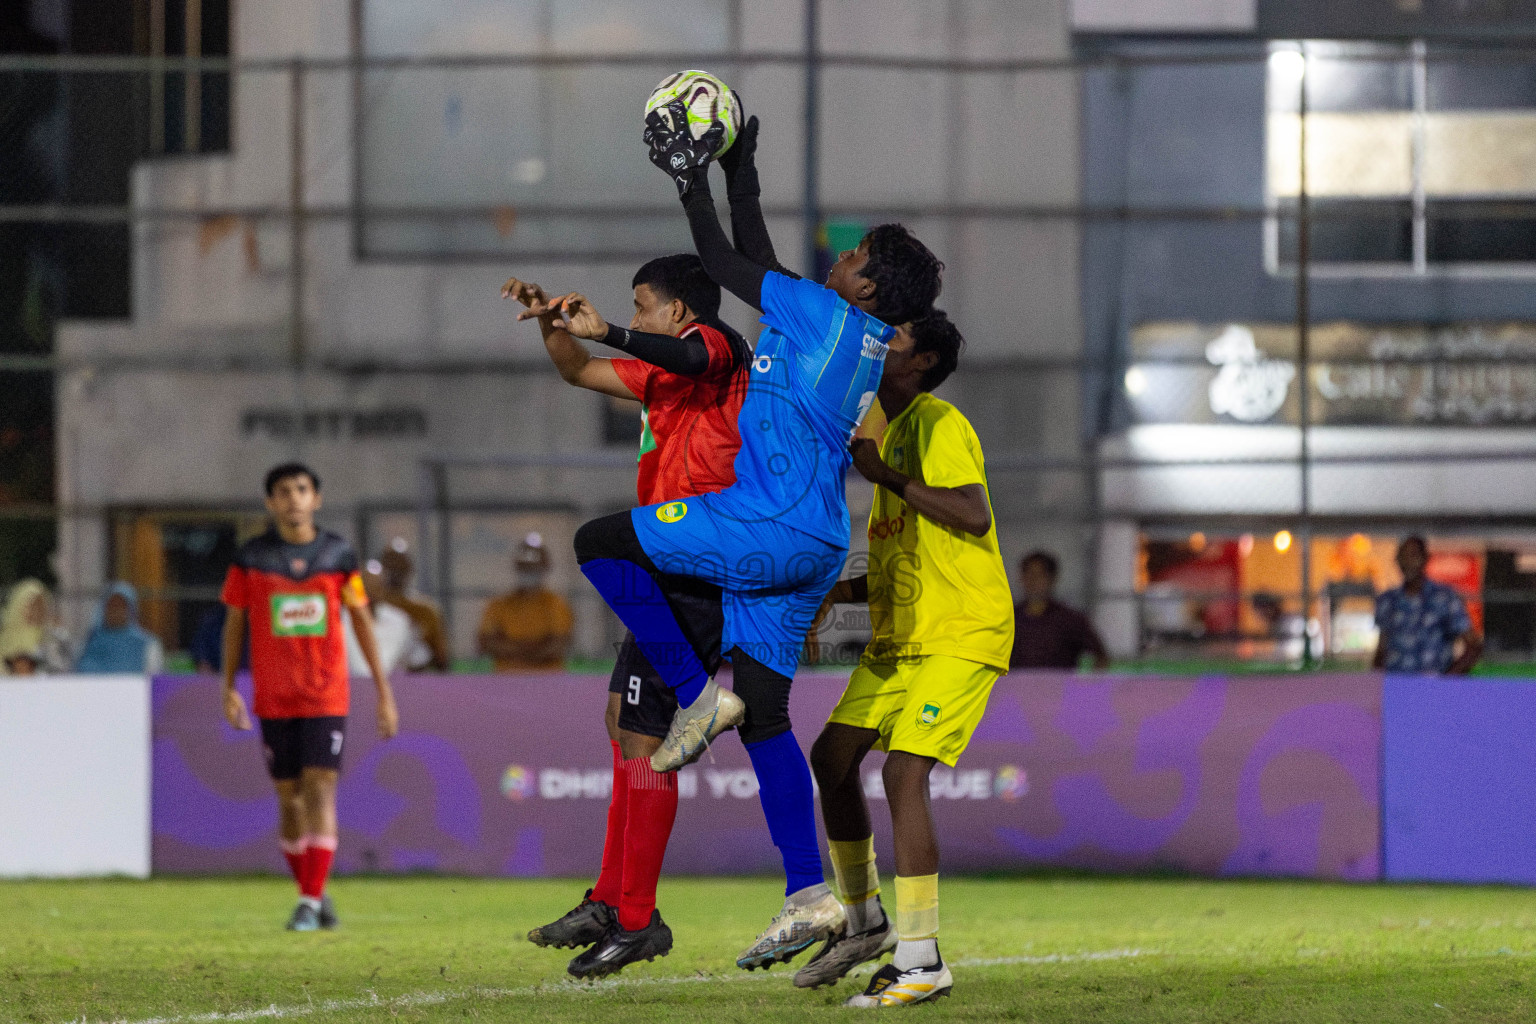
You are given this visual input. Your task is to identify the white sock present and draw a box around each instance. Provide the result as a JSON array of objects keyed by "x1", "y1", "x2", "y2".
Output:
[
  {"x1": 301, "y1": 896, "x2": 322, "y2": 911},
  {"x1": 845, "y1": 896, "x2": 884, "y2": 934},
  {"x1": 893, "y1": 938, "x2": 939, "y2": 971}
]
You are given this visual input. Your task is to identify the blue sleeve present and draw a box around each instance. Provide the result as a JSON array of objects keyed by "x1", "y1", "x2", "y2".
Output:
[{"x1": 759, "y1": 272, "x2": 840, "y2": 348}]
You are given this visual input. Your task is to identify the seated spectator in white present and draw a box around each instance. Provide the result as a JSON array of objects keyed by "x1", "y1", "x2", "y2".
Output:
[
  {"x1": 344, "y1": 566, "x2": 417, "y2": 677},
  {"x1": 74, "y1": 582, "x2": 165, "y2": 674},
  {"x1": 1373, "y1": 535, "x2": 1482, "y2": 675},
  {"x1": 0, "y1": 578, "x2": 72, "y2": 675}
]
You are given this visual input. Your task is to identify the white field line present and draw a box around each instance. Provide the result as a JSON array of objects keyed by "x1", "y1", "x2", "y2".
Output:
[{"x1": 78, "y1": 948, "x2": 1148, "y2": 1024}]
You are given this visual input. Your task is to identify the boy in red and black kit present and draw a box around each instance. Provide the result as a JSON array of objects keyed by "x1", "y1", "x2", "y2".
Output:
[
  {"x1": 502, "y1": 248, "x2": 749, "y2": 977},
  {"x1": 220, "y1": 463, "x2": 400, "y2": 931}
]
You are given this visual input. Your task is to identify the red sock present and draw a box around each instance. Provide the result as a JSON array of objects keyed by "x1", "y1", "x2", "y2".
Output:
[
  {"x1": 301, "y1": 834, "x2": 337, "y2": 899},
  {"x1": 281, "y1": 837, "x2": 307, "y2": 892},
  {"x1": 618, "y1": 756, "x2": 679, "y2": 932},
  {"x1": 590, "y1": 741, "x2": 628, "y2": 907}
]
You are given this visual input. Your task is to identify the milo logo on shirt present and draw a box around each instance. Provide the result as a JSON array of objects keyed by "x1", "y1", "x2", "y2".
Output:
[{"x1": 271, "y1": 593, "x2": 328, "y2": 636}]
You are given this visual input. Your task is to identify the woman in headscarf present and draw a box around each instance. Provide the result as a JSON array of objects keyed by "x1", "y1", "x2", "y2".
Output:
[
  {"x1": 0, "y1": 579, "x2": 72, "y2": 675},
  {"x1": 74, "y1": 582, "x2": 165, "y2": 675}
]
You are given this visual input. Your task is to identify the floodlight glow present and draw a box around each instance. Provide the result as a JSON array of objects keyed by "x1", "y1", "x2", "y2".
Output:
[
  {"x1": 1124, "y1": 366, "x2": 1149, "y2": 396},
  {"x1": 1269, "y1": 48, "x2": 1307, "y2": 82},
  {"x1": 1274, "y1": 530, "x2": 1294, "y2": 553}
]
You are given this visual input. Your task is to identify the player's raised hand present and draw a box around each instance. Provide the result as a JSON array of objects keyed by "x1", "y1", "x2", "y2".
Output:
[
  {"x1": 222, "y1": 686, "x2": 252, "y2": 731},
  {"x1": 849, "y1": 437, "x2": 892, "y2": 486},
  {"x1": 803, "y1": 591, "x2": 836, "y2": 666},
  {"x1": 502, "y1": 277, "x2": 559, "y2": 321},
  {"x1": 719, "y1": 113, "x2": 759, "y2": 184},
  {"x1": 376, "y1": 691, "x2": 400, "y2": 740},
  {"x1": 548, "y1": 293, "x2": 607, "y2": 341},
  {"x1": 644, "y1": 99, "x2": 725, "y2": 198}
]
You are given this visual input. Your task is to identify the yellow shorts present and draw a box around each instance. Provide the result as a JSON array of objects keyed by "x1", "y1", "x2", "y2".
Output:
[{"x1": 826, "y1": 655, "x2": 1001, "y2": 766}]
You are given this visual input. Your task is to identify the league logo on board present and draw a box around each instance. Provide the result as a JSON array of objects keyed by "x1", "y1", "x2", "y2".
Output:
[
  {"x1": 499, "y1": 765, "x2": 533, "y2": 800},
  {"x1": 993, "y1": 765, "x2": 1028, "y2": 801},
  {"x1": 917, "y1": 702, "x2": 942, "y2": 728},
  {"x1": 656, "y1": 501, "x2": 688, "y2": 523}
]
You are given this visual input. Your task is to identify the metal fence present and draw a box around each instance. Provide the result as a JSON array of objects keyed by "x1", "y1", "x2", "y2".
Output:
[{"x1": 9, "y1": 31, "x2": 1536, "y2": 671}]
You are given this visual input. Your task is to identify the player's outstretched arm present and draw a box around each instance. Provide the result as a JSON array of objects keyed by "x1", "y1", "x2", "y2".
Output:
[
  {"x1": 349, "y1": 603, "x2": 400, "y2": 739},
  {"x1": 720, "y1": 115, "x2": 799, "y2": 280},
  {"x1": 645, "y1": 102, "x2": 769, "y2": 309},
  {"x1": 220, "y1": 606, "x2": 251, "y2": 730},
  {"x1": 851, "y1": 438, "x2": 993, "y2": 537},
  {"x1": 503, "y1": 277, "x2": 636, "y2": 399},
  {"x1": 547, "y1": 293, "x2": 713, "y2": 376}
]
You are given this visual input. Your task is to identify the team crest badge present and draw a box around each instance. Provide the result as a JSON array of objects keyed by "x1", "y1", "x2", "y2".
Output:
[
  {"x1": 290, "y1": 559, "x2": 307, "y2": 575},
  {"x1": 918, "y1": 702, "x2": 942, "y2": 727},
  {"x1": 656, "y1": 502, "x2": 688, "y2": 523}
]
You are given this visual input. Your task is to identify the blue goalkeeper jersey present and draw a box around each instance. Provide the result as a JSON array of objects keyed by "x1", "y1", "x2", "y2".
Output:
[{"x1": 709, "y1": 271, "x2": 893, "y2": 548}]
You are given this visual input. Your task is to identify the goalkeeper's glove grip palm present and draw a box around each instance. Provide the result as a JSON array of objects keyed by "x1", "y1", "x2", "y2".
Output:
[{"x1": 645, "y1": 100, "x2": 726, "y2": 199}]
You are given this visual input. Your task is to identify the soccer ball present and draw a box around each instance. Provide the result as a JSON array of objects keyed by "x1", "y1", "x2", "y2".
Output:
[{"x1": 645, "y1": 70, "x2": 743, "y2": 158}]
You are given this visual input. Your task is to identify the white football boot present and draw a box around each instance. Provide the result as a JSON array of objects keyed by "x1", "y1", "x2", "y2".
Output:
[
  {"x1": 649, "y1": 679, "x2": 746, "y2": 773},
  {"x1": 736, "y1": 882, "x2": 847, "y2": 970},
  {"x1": 845, "y1": 959, "x2": 954, "y2": 1008}
]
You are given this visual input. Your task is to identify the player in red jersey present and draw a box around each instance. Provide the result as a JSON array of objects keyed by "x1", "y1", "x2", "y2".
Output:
[
  {"x1": 219, "y1": 463, "x2": 400, "y2": 931},
  {"x1": 503, "y1": 253, "x2": 749, "y2": 977}
]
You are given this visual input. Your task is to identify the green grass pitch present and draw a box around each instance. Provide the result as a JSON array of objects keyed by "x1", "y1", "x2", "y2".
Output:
[{"x1": 4, "y1": 875, "x2": 1535, "y2": 1022}]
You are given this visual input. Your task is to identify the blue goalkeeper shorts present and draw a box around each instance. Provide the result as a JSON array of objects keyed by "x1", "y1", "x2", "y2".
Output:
[{"x1": 631, "y1": 494, "x2": 844, "y2": 678}]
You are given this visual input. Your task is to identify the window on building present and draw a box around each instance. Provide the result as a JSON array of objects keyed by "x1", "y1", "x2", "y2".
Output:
[{"x1": 1267, "y1": 41, "x2": 1536, "y2": 273}]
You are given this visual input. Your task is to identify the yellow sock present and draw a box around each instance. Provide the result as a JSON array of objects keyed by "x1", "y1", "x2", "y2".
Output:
[
  {"x1": 828, "y1": 836, "x2": 880, "y2": 904},
  {"x1": 894, "y1": 873, "x2": 939, "y2": 941}
]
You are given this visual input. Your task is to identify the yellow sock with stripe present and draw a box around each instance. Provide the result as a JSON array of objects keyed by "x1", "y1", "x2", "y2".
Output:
[
  {"x1": 893, "y1": 873, "x2": 940, "y2": 970},
  {"x1": 828, "y1": 836, "x2": 884, "y2": 933}
]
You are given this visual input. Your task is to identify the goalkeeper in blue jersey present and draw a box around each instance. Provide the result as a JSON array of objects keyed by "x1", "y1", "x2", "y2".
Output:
[{"x1": 572, "y1": 104, "x2": 944, "y2": 970}]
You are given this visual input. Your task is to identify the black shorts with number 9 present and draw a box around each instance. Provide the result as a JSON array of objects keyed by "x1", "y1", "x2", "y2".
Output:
[
  {"x1": 260, "y1": 716, "x2": 348, "y2": 780},
  {"x1": 608, "y1": 634, "x2": 680, "y2": 739}
]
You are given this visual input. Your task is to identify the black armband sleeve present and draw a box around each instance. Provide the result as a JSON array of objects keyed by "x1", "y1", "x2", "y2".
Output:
[
  {"x1": 681, "y1": 179, "x2": 768, "y2": 310},
  {"x1": 727, "y1": 165, "x2": 799, "y2": 280},
  {"x1": 595, "y1": 323, "x2": 711, "y2": 376}
]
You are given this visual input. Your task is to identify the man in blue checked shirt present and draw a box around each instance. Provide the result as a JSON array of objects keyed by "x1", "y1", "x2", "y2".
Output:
[{"x1": 1373, "y1": 535, "x2": 1483, "y2": 675}]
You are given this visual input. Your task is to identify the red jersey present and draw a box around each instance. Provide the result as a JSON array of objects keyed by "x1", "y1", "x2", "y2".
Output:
[
  {"x1": 611, "y1": 321, "x2": 749, "y2": 505},
  {"x1": 220, "y1": 528, "x2": 366, "y2": 719}
]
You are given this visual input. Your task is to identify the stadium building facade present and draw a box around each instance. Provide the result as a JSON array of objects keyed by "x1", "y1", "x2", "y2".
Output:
[{"x1": 1080, "y1": 0, "x2": 1536, "y2": 661}]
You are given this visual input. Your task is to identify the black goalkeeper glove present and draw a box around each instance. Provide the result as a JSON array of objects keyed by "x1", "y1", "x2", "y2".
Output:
[
  {"x1": 719, "y1": 113, "x2": 760, "y2": 198},
  {"x1": 644, "y1": 99, "x2": 725, "y2": 199}
]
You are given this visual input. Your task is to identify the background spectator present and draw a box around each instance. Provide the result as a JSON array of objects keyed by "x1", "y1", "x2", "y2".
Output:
[
  {"x1": 190, "y1": 604, "x2": 250, "y2": 675},
  {"x1": 1373, "y1": 535, "x2": 1482, "y2": 675},
  {"x1": 344, "y1": 566, "x2": 417, "y2": 677},
  {"x1": 1010, "y1": 551, "x2": 1110, "y2": 671},
  {"x1": 377, "y1": 542, "x2": 450, "y2": 671},
  {"x1": 0, "y1": 578, "x2": 71, "y2": 674},
  {"x1": 74, "y1": 582, "x2": 164, "y2": 675},
  {"x1": 3, "y1": 650, "x2": 42, "y2": 676},
  {"x1": 477, "y1": 533, "x2": 573, "y2": 672}
]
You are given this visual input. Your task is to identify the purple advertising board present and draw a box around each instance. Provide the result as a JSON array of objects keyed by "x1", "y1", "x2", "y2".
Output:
[
  {"x1": 1383, "y1": 675, "x2": 1536, "y2": 885},
  {"x1": 152, "y1": 672, "x2": 1381, "y2": 880}
]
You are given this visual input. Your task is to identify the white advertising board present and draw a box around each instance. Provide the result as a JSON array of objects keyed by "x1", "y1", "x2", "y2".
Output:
[{"x1": 0, "y1": 676, "x2": 151, "y2": 877}]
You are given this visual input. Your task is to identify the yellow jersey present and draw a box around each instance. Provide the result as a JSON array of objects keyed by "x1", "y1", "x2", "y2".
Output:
[{"x1": 864, "y1": 392, "x2": 1014, "y2": 671}]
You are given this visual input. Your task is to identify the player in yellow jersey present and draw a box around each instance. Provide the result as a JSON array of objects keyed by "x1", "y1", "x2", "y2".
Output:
[{"x1": 797, "y1": 310, "x2": 1014, "y2": 1006}]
